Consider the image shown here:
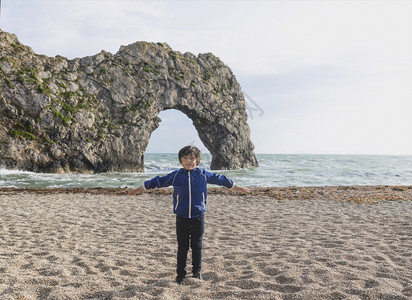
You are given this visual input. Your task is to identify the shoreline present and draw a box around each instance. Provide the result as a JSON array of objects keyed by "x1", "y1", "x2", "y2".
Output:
[{"x1": 1, "y1": 185, "x2": 411, "y2": 203}]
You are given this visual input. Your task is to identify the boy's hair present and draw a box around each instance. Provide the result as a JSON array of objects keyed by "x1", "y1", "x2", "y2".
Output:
[{"x1": 178, "y1": 145, "x2": 201, "y2": 165}]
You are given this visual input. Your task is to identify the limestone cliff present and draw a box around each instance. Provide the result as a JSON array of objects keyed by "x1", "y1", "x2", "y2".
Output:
[{"x1": 0, "y1": 30, "x2": 258, "y2": 173}]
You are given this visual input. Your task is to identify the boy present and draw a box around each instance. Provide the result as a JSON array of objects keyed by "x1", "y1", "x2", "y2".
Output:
[{"x1": 128, "y1": 145, "x2": 250, "y2": 284}]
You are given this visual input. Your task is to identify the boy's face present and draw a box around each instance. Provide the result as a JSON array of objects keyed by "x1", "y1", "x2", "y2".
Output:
[{"x1": 180, "y1": 155, "x2": 198, "y2": 171}]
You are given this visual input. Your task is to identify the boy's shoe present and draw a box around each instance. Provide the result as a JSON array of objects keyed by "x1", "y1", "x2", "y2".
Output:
[
  {"x1": 176, "y1": 275, "x2": 184, "y2": 284},
  {"x1": 192, "y1": 273, "x2": 202, "y2": 280}
]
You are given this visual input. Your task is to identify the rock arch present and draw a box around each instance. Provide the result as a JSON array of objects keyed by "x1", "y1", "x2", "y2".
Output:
[
  {"x1": 0, "y1": 30, "x2": 258, "y2": 172},
  {"x1": 155, "y1": 100, "x2": 257, "y2": 170}
]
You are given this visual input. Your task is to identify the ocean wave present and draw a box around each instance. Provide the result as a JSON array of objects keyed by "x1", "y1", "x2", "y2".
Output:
[{"x1": 1, "y1": 154, "x2": 411, "y2": 188}]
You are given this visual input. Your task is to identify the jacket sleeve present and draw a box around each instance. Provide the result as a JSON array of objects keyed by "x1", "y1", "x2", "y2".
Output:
[
  {"x1": 203, "y1": 170, "x2": 234, "y2": 189},
  {"x1": 143, "y1": 170, "x2": 178, "y2": 190}
]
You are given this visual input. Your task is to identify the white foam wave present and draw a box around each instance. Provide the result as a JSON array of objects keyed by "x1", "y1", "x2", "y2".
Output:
[{"x1": 1, "y1": 154, "x2": 411, "y2": 188}]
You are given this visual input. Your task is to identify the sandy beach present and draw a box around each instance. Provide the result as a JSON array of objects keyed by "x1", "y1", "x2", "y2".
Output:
[{"x1": 0, "y1": 186, "x2": 411, "y2": 299}]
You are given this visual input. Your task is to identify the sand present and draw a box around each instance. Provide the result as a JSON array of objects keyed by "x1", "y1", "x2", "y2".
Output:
[{"x1": 0, "y1": 186, "x2": 411, "y2": 299}]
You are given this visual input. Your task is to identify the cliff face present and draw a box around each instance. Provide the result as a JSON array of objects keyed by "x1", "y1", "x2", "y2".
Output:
[{"x1": 0, "y1": 30, "x2": 258, "y2": 173}]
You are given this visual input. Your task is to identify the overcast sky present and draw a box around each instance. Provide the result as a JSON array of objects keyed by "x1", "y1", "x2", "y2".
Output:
[{"x1": 1, "y1": 0, "x2": 412, "y2": 155}]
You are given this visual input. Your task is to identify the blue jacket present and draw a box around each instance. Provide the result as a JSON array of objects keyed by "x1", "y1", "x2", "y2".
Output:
[{"x1": 143, "y1": 167, "x2": 234, "y2": 218}]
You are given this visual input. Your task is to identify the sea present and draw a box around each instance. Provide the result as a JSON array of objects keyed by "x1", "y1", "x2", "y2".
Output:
[{"x1": 0, "y1": 154, "x2": 411, "y2": 189}]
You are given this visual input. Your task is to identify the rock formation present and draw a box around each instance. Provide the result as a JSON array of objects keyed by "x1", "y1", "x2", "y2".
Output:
[{"x1": 0, "y1": 30, "x2": 258, "y2": 173}]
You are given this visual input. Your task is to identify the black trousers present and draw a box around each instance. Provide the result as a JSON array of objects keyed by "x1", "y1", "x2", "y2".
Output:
[{"x1": 176, "y1": 214, "x2": 205, "y2": 277}]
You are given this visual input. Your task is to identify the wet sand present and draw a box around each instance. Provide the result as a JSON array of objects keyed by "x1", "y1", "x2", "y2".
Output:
[{"x1": 0, "y1": 186, "x2": 411, "y2": 299}]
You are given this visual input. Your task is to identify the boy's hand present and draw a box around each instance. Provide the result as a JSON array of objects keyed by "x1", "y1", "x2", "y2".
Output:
[
  {"x1": 128, "y1": 186, "x2": 144, "y2": 196},
  {"x1": 234, "y1": 185, "x2": 251, "y2": 194}
]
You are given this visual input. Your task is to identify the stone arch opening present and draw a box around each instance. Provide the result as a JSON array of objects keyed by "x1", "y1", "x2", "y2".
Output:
[
  {"x1": 145, "y1": 109, "x2": 207, "y2": 154},
  {"x1": 146, "y1": 99, "x2": 258, "y2": 170}
]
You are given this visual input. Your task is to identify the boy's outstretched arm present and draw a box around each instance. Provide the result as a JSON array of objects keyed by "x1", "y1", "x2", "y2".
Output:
[
  {"x1": 203, "y1": 170, "x2": 251, "y2": 193},
  {"x1": 233, "y1": 185, "x2": 251, "y2": 193},
  {"x1": 128, "y1": 171, "x2": 177, "y2": 196}
]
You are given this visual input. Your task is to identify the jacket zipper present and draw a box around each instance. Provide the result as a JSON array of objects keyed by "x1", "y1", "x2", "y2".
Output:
[
  {"x1": 188, "y1": 171, "x2": 192, "y2": 218},
  {"x1": 175, "y1": 194, "x2": 179, "y2": 210}
]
